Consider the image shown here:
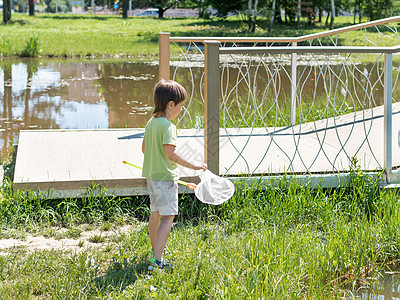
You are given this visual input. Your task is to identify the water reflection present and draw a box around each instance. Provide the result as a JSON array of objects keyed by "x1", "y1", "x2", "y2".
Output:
[
  {"x1": 0, "y1": 59, "x2": 157, "y2": 156},
  {"x1": 350, "y1": 271, "x2": 400, "y2": 299}
]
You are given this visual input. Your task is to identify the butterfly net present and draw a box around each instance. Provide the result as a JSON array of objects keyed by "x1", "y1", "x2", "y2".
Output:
[{"x1": 194, "y1": 170, "x2": 235, "y2": 205}]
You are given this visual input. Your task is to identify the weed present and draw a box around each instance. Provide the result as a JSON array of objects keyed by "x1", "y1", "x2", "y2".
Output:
[
  {"x1": 88, "y1": 234, "x2": 106, "y2": 243},
  {"x1": 100, "y1": 222, "x2": 112, "y2": 232},
  {"x1": 20, "y1": 34, "x2": 40, "y2": 58},
  {"x1": 64, "y1": 227, "x2": 82, "y2": 239}
]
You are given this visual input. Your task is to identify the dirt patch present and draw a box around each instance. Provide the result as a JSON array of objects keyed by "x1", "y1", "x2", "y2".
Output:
[{"x1": 0, "y1": 225, "x2": 133, "y2": 253}]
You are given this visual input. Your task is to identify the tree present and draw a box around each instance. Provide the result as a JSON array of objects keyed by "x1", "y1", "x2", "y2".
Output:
[
  {"x1": 122, "y1": 0, "x2": 129, "y2": 18},
  {"x1": 274, "y1": 0, "x2": 282, "y2": 24},
  {"x1": 140, "y1": 0, "x2": 184, "y2": 18},
  {"x1": 282, "y1": 0, "x2": 297, "y2": 23},
  {"x1": 296, "y1": 0, "x2": 300, "y2": 28},
  {"x1": 29, "y1": 0, "x2": 35, "y2": 16},
  {"x1": 3, "y1": 0, "x2": 12, "y2": 23},
  {"x1": 368, "y1": 0, "x2": 373, "y2": 20},
  {"x1": 248, "y1": 0, "x2": 259, "y2": 32},
  {"x1": 49, "y1": 0, "x2": 68, "y2": 13},
  {"x1": 268, "y1": 0, "x2": 276, "y2": 32},
  {"x1": 330, "y1": 0, "x2": 335, "y2": 29},
  {"x1": 207, "y1": 0, "x2": 245, "y2": 18}
]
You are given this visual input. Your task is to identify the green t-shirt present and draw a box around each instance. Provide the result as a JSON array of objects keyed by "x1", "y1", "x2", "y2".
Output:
[{"x1": 142, "y1": 117, "x2": 179, "y2": 180}]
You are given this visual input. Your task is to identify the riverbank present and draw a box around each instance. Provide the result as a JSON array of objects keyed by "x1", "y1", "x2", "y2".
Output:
[{"x1": 0, "y1": 14, "x2": 377, "y2": 58}]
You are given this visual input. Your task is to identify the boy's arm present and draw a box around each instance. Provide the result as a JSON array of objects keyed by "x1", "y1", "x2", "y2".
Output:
[
  {"x1": 164, "y1": 144, "x2": 206, "y2": 171},
  {"x1": 142, "y1": 139, "x2": 145, "y2": 154}
]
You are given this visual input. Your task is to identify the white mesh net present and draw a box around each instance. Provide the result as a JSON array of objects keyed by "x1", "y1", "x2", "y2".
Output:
[{"x1": 194, "y1": 170, "x2": 235, "y2": 205}]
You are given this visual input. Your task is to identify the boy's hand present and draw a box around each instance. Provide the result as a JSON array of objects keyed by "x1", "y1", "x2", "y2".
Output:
[{"x1": 192, "y1": 163, "x2": 207, "y2": 171}]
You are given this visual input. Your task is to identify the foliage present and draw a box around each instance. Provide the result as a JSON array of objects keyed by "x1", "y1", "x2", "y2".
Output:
[
  {"x1": 20, "y1": 35, "x2": 40, "y2": 58},
  {"x1": 207, "y1": 0, "x2": 246, "y2": 18},
  {"x1": 48, "y1": 0, "x2": 69, "y2": 13}
]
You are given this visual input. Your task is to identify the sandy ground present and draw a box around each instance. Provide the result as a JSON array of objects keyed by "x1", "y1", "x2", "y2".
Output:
[{"x1": 0, "y1": 225, "x2": 133, "y2": 253}]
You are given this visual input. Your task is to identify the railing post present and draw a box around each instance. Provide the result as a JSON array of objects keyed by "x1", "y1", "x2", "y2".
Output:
[
  {"x1": 159, "y1": 32, "x2": 170, "y2": 80},
  {"x1": 290, "y1": 42, "x2": 297, "y2": 126},
  {"x1": 384, "y1": 53, "x2": 393, "y2": 176},
  {"x1": 204, "y1": 40, "x2": 220, "y2": 174}
]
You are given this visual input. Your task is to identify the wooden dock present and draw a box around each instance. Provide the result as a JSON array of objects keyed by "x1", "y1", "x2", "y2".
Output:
[{"x1": 13, "y1": 103, "x2": 400, "y2": 198}]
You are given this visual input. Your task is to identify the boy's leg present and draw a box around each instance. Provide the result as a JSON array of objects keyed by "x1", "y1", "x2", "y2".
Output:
[
  {"x1": 148, "y1": 211, "x2": 161, "y2": 251},
  {"x1": 152, "y1": 215, "x2": 175, "y2": 260}
]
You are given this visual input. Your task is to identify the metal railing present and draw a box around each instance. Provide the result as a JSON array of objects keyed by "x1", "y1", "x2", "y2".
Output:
[
  {"x1": 204, "y1": 44, "x2": 399, "y2": 183},
  {"x1": 159, "y1": 16, "x2": 400, "y2": 126},
  {"x1": 158, "y1": 17, "x2": 400, "y2": 185}
]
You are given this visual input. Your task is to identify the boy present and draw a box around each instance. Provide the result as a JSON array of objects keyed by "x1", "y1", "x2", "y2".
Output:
[{"x1": 142, "y1": 79, "x2": 207, "y2": 271}]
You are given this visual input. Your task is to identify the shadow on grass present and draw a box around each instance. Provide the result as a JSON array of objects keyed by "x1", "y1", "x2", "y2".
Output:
[
  {"x1": 93, "y1": 258, "x2": 149, "y2": 293},
  {"x1": 36, "y1": 14, "x2": 118, "y2": 21},
  {"x1": 1, "y1": 19, "x2": 26, "y2": 26},
  {"x1": 170, "y1": 18, "x2": 392, "y2": 38}
]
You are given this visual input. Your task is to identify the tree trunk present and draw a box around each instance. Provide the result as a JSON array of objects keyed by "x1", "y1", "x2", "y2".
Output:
[
  {"x1": 248, "y1": 0, "x2": 253, "y2": 31},
  {"x1": 158, "y1": 8, "x2": 165, "y2": 18},
  {"x1": 252, "y1": 0, "x2": 258, "y2": 32},
  {"x1": 275, "y1": 0, "x2": 282, "y2": 23},
  {"x1": 325, "y1": 11, "x2": 330, "y2": 27},
  {"x1": 296, "y1": 0, "x2": 301, "y2": 29},
  {"x1": 122, "y1": 0, "x2": 129, "y2": 18},
  {"x1": 283, "y1": 0, "x2": 287, "y2": 23},
  {"x1": 3, "y1": 0, "x2": 12, "y2": 23},
  {"x1": 330, "y1": 0, "x2": 335, "y2": 30},
  {"x1": 29, "y1": 0, "x2": 35, "y2": 16},
  {"x1": 353, "y1": 0, "x2": 357, "y2": 24},
  {"x1": 369, "y1": 0, "x2": 373, "y2": 20},
  {"x1": 268, "y1": 0, "x2": 276, "y2": 32}
]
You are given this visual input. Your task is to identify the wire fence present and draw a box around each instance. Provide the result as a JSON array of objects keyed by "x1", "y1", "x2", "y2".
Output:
[{"x1": 161, "y1": 17, "x2": 400, "y2": 181}]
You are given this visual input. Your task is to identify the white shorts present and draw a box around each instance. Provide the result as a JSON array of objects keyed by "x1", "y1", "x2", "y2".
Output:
[{"x1": 147, "y1": 179, "x2": 178, "y2": 216}]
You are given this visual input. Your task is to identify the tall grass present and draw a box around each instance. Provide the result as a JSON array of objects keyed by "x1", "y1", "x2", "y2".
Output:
[
  {"x1": 0, "y1": 160, "x2": 399, "y2": 298},
  {"x1": 19, "y1": 34, "x2": 40, "y2": 57}
]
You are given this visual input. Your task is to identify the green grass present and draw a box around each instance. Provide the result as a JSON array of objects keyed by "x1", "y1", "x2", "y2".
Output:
[
  {"x1": 0, "y1": 160, "x2": 400, "y2": 298},
  {"x1": 1, "y1": 13, "x2": 400, "y2": 298},
  {"x1": 1, "y1": 14, "x2": 399, "y2": 58}
]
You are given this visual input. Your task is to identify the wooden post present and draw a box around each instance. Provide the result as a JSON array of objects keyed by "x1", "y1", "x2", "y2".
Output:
[
  {"x1": 204, "y1": 40, "x2": 220, "y2": 174},
  {"x1": 159, "y1": 32, "x2": 170, "y2": 80},
  {"x1": 290, "y1": 42, "x2": 297, "y2": 126},
  {"x1": 384, "y1": 53, "x2": 393, "y2": 175}
]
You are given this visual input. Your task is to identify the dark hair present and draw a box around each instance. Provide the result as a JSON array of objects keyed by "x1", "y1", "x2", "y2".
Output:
[{"x1": 153, "y1": 80, "x2": 187, "y2": 115}]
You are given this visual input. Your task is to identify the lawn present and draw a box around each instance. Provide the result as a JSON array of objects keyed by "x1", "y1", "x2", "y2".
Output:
[
  {"x1": 1, "y1": 14, "x2": 395, "y2": 58},
  {"x1": 1, "y1": 13, "x2": 400, "y2": 299},
  {"x1": 0, "y1": 165, "x2": 400, "y2": 298}
]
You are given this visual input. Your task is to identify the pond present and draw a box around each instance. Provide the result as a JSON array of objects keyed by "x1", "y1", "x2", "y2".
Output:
[
  {"x1": 0, "y1": 58, "x2": 397, "y2": 157},
  {"x1": 0, "y1": 59, "x2": 159, "y2": 156},
  {"x1": 349, "y1": 271, "x2": 400, "y2": 299}
]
